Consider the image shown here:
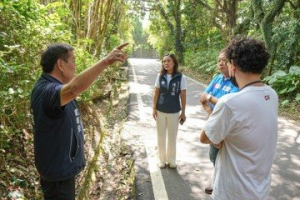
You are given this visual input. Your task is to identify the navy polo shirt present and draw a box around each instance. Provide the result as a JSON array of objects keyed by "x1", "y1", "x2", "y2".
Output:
[{"x1": 31, "y1": 73, "x2": 85, "y2": 181}]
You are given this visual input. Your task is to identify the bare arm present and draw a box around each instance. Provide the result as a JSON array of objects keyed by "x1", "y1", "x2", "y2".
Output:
[
  {"x1": 200, "y1": 93, "x2": 219, "y2": 115},
  {"x1": 200, "y1": 129, "x2": 223, "y2": 149},
  {"x1": 209, "y1": 95, "x2": 218, "y2": 105},
  {"x1": 152, "y1": 87, "x2": 160, "y2": 120},
  {"x1": 179, "y1": 89, "x2": 186, "y2": 122},
  {"x1": 60, "y1": 43, "x2": 128, "y2": 106},
  {"x1": 200, "y1": 93, "x2": 212, "y2": 115}
]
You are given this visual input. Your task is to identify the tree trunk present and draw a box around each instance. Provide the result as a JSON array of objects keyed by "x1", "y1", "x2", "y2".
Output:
[
  {"x1": 173, "y1": 0, "x2": 184, "y2": 63},
  {"x1": 195, "y1": 0, "x2": 238, "y2": 40},
  {"x1": 69, "y1": 0, "x2": 82, "y2": 40},
  {"x1": 83, "y1": 0, "x2": 114, "y2": 56},
  {"x1": 252, "y1": 0, "x2": 286, "y2": 76},
  {"x1": 158, "y1": 0, "x2": 184, "y2": 63}
]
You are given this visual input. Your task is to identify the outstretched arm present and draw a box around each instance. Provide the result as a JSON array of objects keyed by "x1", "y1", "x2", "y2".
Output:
[{"x1": 60, "y1": 43, "x2": 129, "y2": 106}]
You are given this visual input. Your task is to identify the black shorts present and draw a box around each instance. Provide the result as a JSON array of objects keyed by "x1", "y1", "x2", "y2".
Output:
[{"x1": 40, "y1": 176, "x2": 75, "y2": 200}]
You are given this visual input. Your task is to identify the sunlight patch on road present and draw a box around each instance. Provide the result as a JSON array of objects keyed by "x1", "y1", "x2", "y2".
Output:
[{"x1": 129, "y1": 82, "x2": 152, "y2": 95}]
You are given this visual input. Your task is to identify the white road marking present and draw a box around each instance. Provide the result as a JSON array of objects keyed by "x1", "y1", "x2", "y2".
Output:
[
  {"x1": 131, "y1": 63, "x2": 146, "y2": 123},
  {"x1": 131, "y1": 64, "x2": 169, "y2": 200},
  {"x1": 185, "y1": 75, "x2": 207, "y2": 87}
]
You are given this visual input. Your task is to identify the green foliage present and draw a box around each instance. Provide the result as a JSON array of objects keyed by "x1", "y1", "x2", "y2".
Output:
[
  {"x1": 0, "y1": 0, "x2": 73, "y2": 148},
  {"x1": 0, "y1": 0, "x2": 132, "y2": 198},
  {"x1": 264, "y1": 66, "x2": 300, "y2": 104},
  {"x1": 0, "y1": 1, "x2": 75, "y2": 197},
  {"x1": 132, "y1": 17, "x2": 145, "y2": 46},
  {"x1": 145, "y1": 0, "x2": 299, "y2": 105},
  {"x1": 0, "y1": 0, "x2": 299, "y2": 197},
  {"x1": 147, "y1": 15, "x2": 174, "y2": 57},
  {"x1": 72, "y1": 43, "x2": 98, "y2": 102},
  {"x1": 272, "y1": 8, "x2": 300, "y2": 72},
  {"x1": 184, "y1": 50, "x2": 219, "y2": 77}
]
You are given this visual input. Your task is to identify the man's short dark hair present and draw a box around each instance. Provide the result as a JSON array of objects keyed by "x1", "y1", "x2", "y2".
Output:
[
  {"x1": 40, "y1": 43, "x2": 74, "y2": 73},
  {"x1": 225, "y1": 36, "x2": 270, "y2": 74}
]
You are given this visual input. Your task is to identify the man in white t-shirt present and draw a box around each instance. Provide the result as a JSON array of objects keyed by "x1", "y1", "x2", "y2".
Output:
[{"x1": 200, "y1": 37, "x2": 278, "y2": 200}]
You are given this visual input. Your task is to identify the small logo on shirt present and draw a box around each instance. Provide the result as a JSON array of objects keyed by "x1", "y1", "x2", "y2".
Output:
[
  {"x1": 170, "y1": 82, "x2": 180, "y2": 96},
  {"x1": 161, "y1": 81, "x2": 166, "y2": 85},
  {"x1": 214, "y1": 83, "x2": 221, "y2": 89},
  {"x1": 264, "y1": 95, "x2": 270, "y2": 100},
  {"x1": 213, "y1": 83, "x2": 233, "y2": 92}
]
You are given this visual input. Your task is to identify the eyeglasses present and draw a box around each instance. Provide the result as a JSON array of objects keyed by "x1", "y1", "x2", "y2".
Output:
[{"x1": 218, "y1": 58, "x2": 230, "y2": 64}]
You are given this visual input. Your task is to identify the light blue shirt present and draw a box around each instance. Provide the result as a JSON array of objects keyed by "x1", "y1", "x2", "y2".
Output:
[{"x1": 204, "y1": 74, "x2": 239, "y2": 109}]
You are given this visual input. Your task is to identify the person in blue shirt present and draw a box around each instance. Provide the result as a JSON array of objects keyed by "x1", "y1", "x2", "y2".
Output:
[
  {"x1": 199, "y1": 49, "x2": 239, "y2": 194},
  {"x1": 31, "y1": 42, "x2": 128, "y2": 199}
]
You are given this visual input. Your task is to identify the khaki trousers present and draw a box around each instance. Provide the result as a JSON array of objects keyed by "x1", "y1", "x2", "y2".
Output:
[{"x1": 156, "y1": 110, "x2": 180, "y2": 165}]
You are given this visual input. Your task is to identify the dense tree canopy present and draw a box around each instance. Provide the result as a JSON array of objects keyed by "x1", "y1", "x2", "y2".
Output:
[
  {"x1": 0, "y1": 0, "x2": 132, "y2": 197},
  {"x1": 132, "y1": 0, "x2": 299, "y2": 103}
]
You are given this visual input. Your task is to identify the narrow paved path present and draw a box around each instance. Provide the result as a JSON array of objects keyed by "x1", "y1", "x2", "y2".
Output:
[{"x1": 121, "y1": 58, "x2": 300, "y2": 200}]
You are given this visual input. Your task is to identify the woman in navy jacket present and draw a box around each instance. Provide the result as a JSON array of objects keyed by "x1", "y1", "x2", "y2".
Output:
[{"x1": 152, "y1": 53, "x2": 187, "y2": 168}]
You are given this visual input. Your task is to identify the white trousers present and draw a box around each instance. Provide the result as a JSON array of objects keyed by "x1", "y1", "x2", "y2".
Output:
[{"x1": 156, "y1": 110, "x2": 180, "y2": 165}]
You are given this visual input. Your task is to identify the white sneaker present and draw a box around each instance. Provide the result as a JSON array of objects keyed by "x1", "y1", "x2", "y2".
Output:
[
  {"x1": 158, "y1": 163, "x2": 166, "y2": 168},
  {"x1": 169, "y1": 163, "x2": 177, "y2": 168}
]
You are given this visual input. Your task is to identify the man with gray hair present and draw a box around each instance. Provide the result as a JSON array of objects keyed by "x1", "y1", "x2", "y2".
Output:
[{"x1": 31, "y1": 42, "x2": 128, "y2": 199}]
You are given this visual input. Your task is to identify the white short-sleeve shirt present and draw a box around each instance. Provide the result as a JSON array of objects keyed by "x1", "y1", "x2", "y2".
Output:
[{"x1": 204, "y1": 85, "x2": 278, "y2": 200}]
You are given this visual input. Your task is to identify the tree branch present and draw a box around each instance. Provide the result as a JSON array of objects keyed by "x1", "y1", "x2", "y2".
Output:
[
  {"x1": 157, "y1": 2, "x2": 174, "y2": 35},
  {"x1": 193, "y1": 0, "x2": 213, "y2": 10}
]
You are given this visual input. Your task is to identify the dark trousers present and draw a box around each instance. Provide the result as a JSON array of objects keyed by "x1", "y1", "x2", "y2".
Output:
[
  {"x1": 40, "y1": 177, "x2": 75, "y2": 200},
  {"x1": 209, "y1": 144, "x2": 220, "y2": 166}
]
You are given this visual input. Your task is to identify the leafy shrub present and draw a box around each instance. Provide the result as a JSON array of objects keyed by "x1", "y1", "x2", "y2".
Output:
[
  {"x1": 0, "y1": 0, "x2": 73, "y2": 148},
  {"x1": 264, "y1": 66, "x2": 300, "y2": 105},
  {"x1": 271, "y1": 8, "x2": 300, "y2": 72},
  {"x1": 0, "y1": 1, "x2": 74, "y2": 198}
]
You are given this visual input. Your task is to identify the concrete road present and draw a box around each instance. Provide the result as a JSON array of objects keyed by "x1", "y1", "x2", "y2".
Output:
[{"x1": 121, "y1": 58, "x2": 300, "y2": 200}]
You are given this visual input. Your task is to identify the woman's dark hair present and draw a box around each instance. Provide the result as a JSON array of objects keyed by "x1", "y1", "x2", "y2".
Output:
[
  {"x1": 225, "y1": 36, "x2": 270, "y2": 74},
  {"x1": 40, "y1": 43, "x2": 74, "y2": 73},
  {"x1": 160, "y1": 53, "x2": 180, "y2": 76}
]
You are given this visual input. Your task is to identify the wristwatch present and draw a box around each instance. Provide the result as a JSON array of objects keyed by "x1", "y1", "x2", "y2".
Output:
[{"x1": 206, "y1": 94, "x2": 212, "y2": 101}]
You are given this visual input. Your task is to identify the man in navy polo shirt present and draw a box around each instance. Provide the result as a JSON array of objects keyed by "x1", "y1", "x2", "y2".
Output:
[{"x1": 31, "y1": 42, "x2": 128, "y2": 199}]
